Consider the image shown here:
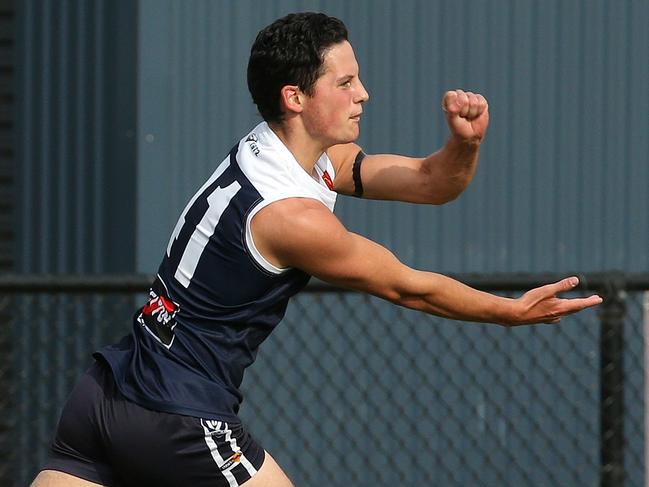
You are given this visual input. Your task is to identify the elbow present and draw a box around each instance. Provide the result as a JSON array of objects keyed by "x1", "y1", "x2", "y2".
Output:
[
  {"x1": 432, "y1": 190, "x2": 462, "y2": 205},
  {"x1": 423, "y1": 185, "x2": 467, "y2": 205},
  {"x1": 419, "y1": 169, "x2": 472, "y2": 205},
  {"x1": 387, "y1": 284, "x2": 426, "y2": 311},
  {"x1": 370, "y1": 280, "x2": 414, "y2": 307}
]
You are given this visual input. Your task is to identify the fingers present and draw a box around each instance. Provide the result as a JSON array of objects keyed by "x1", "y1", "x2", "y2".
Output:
[
  {"x1": 540, "y1": 276, "x2": 581, "y2": 296},
  {"x1": 514, "y1": 277, "x2": 603, "y2": 326},
  {"x1": 559, "y1": 294, "x2": 604, "y2": 313},
  {"x1": 539, "y1": 276, "x2": 603, "y2": 314},
  {"x1": 442, "y1": 89, "x2": 488, "y2": 120},
  {"x1": 539, "y1": 294, "x2": 603, "y2": 325}
]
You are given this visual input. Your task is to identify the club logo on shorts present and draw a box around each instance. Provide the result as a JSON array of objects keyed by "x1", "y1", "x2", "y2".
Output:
[
  {"x1": 202, "y1": 419, "x2": 227, "y2": 437},
  {"x1": 220, "y1": 451, "x2": 243, "y2": 471}
]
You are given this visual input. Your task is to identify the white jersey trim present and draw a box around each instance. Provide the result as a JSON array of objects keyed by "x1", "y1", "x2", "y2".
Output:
[
  {"x1": 245, "y1": 194, "x2": 325, "y2": 275},
  {"x1": 245, "y1": 200, "x2": 286, "y2": 275},
  {"x1": 201, "y1": 421, "x2": 240, "y2": 487},
  {"x1": 238, "y1": 122, "x2": 337, "y2": 274}
]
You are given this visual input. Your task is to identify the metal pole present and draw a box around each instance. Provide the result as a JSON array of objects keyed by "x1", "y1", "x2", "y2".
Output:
[
  {"x1": 600, "y1": 275, "x2": 626, "y2": 487},
  {"x1": 0, "y1": 296, "x2": 12, "y2": 486},
  {"x1": 643, "y1": 291, "x2": 649, "y2": 487}
]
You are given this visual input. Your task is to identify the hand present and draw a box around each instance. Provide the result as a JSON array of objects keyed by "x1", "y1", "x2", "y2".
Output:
[
  {"x1": 507, "y1": 277, "x2": 603, "y2": 326},
  {"x1": 442, "y1": 89, "x2": 489, "y2": 143}
]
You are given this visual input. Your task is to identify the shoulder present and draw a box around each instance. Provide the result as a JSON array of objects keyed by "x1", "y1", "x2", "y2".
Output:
[
  {"x1": 252, "y1": 197, "x2": 350, "y2": 270},
  {"x1": 327, "y1": 142, "x2": 362, "y2": 171},
  {"x1": 326, "y1": 142, "x2": 364, "y2": 195},
  {"x1": 255, "y1": 197, "x2": 344, "y2": 239},
  {"x1": 251, "y1": 194, "x2": 412, "y2": 298}
]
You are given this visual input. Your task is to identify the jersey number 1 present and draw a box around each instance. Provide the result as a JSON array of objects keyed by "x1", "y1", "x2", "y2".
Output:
[{"x1": 173, "y1": 179, "x2": 241, "y2": 288}]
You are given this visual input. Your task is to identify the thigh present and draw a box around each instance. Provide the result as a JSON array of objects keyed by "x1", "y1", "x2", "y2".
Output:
[
  {"x1": 31, "y1": 470, "x2": 106, "y2": 487},
  {"x1": 242, "y1": 451, "x2": 294, "y2": 487},
  {"x1": 42, "y1": 363, "x2": 120, "y2": 486}
]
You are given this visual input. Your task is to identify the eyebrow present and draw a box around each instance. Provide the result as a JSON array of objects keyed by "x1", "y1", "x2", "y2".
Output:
[{"x1": 336, "y1": 75, "x2": 354, "y2": 83}]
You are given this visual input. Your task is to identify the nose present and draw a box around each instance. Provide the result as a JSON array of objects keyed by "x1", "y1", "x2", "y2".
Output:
[{"x1": 356, "y1": 79, "x2": 369, "y2": 103}]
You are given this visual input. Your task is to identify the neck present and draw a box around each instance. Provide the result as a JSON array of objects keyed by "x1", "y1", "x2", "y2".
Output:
[{"x1": 268, "y1": 121, "x2": 325, "y2": 174}]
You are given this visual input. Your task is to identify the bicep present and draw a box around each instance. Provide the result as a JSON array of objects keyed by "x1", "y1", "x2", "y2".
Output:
[
  {"x1": 255, "y1": 199, "x2": 412, "y2": 301},
  {"x1": 357, "y1": 154, "x2": 433, "y2": 202},
  {"x1": 253, "y1": 199, "x2": 510, "y2": 323},
  {"x1": 296, "y1": 229, "x2": 409, "y2": 301},
  {"x1": 328, "y1": 144, "x2": 435, "y2": 203}
]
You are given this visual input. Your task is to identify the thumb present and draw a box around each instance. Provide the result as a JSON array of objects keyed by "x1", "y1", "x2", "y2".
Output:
[{"x1": 547, "y1": 276, "x2": 580, "y2": 295}]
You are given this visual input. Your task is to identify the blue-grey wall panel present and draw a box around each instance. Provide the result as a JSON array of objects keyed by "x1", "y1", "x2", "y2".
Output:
[
  {"x1": 137, "y1": 0, "x2": 649, "y2": 275},
  {"x1": 14, "y1": 2, "x2": 139, "y2": 484},
  {"x1": 17, "y1": 0, "x2": 137, "y2": 273},
  {"x1": 15, "y1": 3, "x2": 138, "y2": 481},
  {"x1": 0, "y1": 1, "x2": 15, "y2": 273},
  {"x1": 132, "y1": 6, "x2": 649, "y2": 487}
]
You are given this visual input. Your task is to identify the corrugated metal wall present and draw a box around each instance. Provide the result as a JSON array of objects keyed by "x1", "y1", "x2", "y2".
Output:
[
  {"x1": 13, "y1": 2, "x2": 138, "y2": 484},
  {"x1": 16, "y1": 0, "x2": 137, "y2": 274},
  {"x1": 0, "y1": 2, "x2": 14, "y2": 483},
  {"x1": 136, "y1": 0, "x2": 649, "y2": 275},
  {"x1": 11, "y1": 0, "x2": 649, "y2": 485},
  {"x1": 0, "y1": 0, "x2": 14, "y2": 272},
  {"x1": 132, "y1": 2, "x2": 648, "y2": 486}
]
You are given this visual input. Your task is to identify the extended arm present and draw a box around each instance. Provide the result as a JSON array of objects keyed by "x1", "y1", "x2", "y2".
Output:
[
  {"x1": 328, "y1": 89, "x2": 488, "y2": 204},
  {"x1": 251, "y1": 200, "x2": 602, "y2": 326}
]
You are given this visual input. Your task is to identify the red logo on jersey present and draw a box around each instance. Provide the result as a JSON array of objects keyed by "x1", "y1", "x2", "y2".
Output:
[
  {"x1": 138, "y1": 284, "x2": 180, "y2": 347},
  {"x1": 322, "y1": 170, "x2": 334, "y2": 190},
  {"x1": 143, "y1": 295, "x2": 177, "y2": 316}
]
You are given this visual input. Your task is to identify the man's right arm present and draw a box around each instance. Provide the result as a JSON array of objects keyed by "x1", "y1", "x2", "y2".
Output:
[
  {"x1": 251, "y1": 199, "x2": 602, "y2": 326},
  {"x1": 327, "y1": 90, "x2": 488, "y2": 205}
]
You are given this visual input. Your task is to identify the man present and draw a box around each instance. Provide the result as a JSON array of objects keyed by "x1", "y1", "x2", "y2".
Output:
[{"x1": 32, "y1": 12, "x2": 602, "y2": 487}]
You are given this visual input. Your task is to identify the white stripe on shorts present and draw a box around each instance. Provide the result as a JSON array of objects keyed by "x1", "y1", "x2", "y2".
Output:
[
  {"x1": 223, "y1": 423, "x2": 258, "y2": 477},
  {"x1": 202, "y1": 421, "x2": 239, "y2": 487}
]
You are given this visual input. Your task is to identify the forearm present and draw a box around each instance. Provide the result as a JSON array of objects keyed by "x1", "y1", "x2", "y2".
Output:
[
  {"x1": 422, "y1": 136, "x2": 481, "y2": 203},
  {"x1": 394, "y1": 270, "x2": 515, "y2": 325},
  {"x1": 269, "y1": 211, "x2": 601, "y2": 327}
]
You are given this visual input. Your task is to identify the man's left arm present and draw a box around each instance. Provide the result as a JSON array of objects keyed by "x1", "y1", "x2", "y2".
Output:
[{"x1": 329, "y1": 89, "x2": 489, "y2": 204}]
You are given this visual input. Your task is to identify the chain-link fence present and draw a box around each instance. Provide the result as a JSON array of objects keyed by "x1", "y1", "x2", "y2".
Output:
[{"x1": 0, "y1": 273, "x2": 647, "y2": 487}]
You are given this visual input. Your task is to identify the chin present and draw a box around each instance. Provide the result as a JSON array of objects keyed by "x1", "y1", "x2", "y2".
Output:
[
  {"x1": 327, "y1": 126, "x2": 360, "y2": 146},
  {"x1": 346, "y1": 126, "x2": 361, "y2": 142},
  {"x1": 339, "y1": 135, "x2": 359, "y2": 145}
]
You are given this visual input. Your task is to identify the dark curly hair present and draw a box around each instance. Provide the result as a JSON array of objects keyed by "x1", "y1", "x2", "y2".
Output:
[{"x1": 247, "y1": 12, "x2": 349, "y2": 123}]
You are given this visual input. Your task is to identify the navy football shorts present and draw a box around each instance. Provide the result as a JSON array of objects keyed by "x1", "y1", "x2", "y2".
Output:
[{"x1": 42, "y1": 360, "x2": 265, "y2": 487}]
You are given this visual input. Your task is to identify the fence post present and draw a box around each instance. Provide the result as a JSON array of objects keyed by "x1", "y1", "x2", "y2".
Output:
[
  {"x1": 0, "y1": 296, "x2": 12, "y2": 486},
  {"x1": 599, "y1": 274, "x2": 626, "y2": 487}
]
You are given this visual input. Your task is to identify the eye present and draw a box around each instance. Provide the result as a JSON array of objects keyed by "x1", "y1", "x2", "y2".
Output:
[{"x1": 340, "y1": 79, "x2": 352, "y2": 88}]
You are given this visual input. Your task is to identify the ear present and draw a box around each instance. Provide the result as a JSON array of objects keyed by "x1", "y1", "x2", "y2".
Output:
[{"x1": 279, "y1": 85, "x2": 304, "y2": 115}]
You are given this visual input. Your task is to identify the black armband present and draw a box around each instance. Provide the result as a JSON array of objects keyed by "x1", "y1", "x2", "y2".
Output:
[{"x1": 352, "y1": 150, "x2": 365, "y2": 197}]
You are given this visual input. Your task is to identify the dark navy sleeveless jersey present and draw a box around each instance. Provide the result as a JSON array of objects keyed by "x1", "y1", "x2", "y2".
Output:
[{"x1": 96, "y1": 122, "x2": 337, "y2": 421}]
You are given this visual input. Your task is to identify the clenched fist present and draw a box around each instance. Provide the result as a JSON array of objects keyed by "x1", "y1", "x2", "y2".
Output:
[{"x1": 442, "y1": 89, "x2": 489, "y2": 144}]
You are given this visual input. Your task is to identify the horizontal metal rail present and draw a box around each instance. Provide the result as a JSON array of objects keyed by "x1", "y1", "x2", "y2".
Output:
[
  {"x1": 0, "y1": 271, "x2": 646, "y2": 487},
  {"x1": 0, "y1": 272, "x2": 648, "y2": 293}
]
